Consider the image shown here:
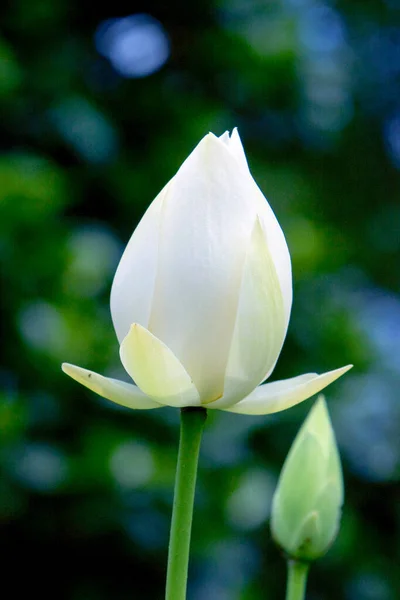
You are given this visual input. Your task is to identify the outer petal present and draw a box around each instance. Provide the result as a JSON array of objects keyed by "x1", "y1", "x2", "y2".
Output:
[
  {"x1": 148, "y1": 134, "x2": 259, "y2": 402},
  {"x1": 226, "y1": 130, "x2": 292, "y2": 322},
  {"x1": 120, "y1": 324, "x2": 201, "y2": 408},
  {"x1": 224, "y1": 127, "x2": 249, "y2": 167},
  {"x1": 61, "y1": 363, "x2": 162, "y2": 409},
  {"x1": 210, "y1": 217, "x2": 287, "y2": 408},
  {"x1": 219, "y1": 365, "x2": 353, "y2": 415},
  {"x1": 110, "y1": 179, "x2": 172, "y2": 344}
]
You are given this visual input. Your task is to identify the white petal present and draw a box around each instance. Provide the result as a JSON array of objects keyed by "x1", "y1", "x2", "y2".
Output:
[
  {"x1": 256, "y1": 211, "x2": 291, "y2": 322},
  {"x1": 226, "y1": 128, "x2": 249, "y2": 168},
  {"x1": 112, "y1": 130, "x2": 292, "y2": 405},
  {"x1": 219, "y1": 365, "x2": 353, "y2": 415},
  {"x1": 226, "y1": 130, "x2": 292, "y2": 322},
  {"x1": 61, "y1": 363, "x2": 161, "y2": 409},
  {"x1": 148, "y1": 133, "x2": 262, "y2": 402},
  {"x1": 219, "y1": 130, "x2": 231, "y2": 145},
  {"x1": 120, "y1": 324, "x2": 201, "y2": 408},
  {"x1": 210, "y1": 217, "x2": 287, "y2": 409},
  {"x1": 110, "y1": 179, "x2": 171, "y2": 344}
]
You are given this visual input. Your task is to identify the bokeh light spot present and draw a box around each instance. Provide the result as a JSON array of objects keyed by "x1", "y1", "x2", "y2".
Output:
[
  {"x1": 110, "y1": 441, "x2": 154, "y2": 489},
  {"x1": 95, "y1": 14, "x2": 170, "y2": 78},
  {"x1": 64, "y1": 225, "x2": 121, "y2": 297},
  {"x1": 18, "y1": 301, "x2": 68, "y2": 356},
  {"x1": 50, "y1": 97, "x2": 118, "y2": 164},
  {"x1": 226, "y1": 469, "x2": 276, "y2": 530},
  {"x1": 10, "y1": 443, "x2": 68, "y2": 492},
  {"x1": 384, "y1": 112, "x2": 400, "y2": 168}
]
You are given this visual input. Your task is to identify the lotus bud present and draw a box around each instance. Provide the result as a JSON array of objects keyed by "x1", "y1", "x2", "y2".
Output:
[
  {"x1": 62, "y1": 130, "x2": 351, "y2": 414},
  {"x1": 271, "y1": 396, "x2": 343, "y2": 561}
]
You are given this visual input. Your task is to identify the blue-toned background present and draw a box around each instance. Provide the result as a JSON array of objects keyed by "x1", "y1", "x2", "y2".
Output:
[{"x1": 1, "y1": 0, "x2": 399, "y2": 598}]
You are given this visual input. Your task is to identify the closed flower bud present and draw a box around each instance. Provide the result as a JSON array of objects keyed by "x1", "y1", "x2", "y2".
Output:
[
  {"x1": 62, "y1": 130, "x2": 351, "y2": 413},
  {"x1": 271, "y1": 396, "x2": 343, "y2": 561}
]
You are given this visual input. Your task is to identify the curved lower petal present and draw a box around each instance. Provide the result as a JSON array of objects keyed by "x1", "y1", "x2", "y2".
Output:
[
  {"x1": 211, "y1": 218, "x2": 287, "y2": 409},
  {"x1": 110, "y1": 179, "x2": 172, "y2": 344},
  {"x1": 219, "y1": 365, "x2": 353, "y2": 415},
  {"x1": 61, "y1": 363, "x2": 162, "y2": 410},
  {"x1": 120, "y1": 324, "x2": 201, "y2": 408}
]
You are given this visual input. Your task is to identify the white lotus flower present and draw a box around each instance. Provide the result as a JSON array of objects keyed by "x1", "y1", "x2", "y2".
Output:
[{"x1": 62, "y1": 130, "x2": 352, "y2": 414}]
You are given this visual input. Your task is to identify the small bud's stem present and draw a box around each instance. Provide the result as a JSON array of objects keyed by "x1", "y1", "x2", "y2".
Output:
[
  {"x1": 165, "y1": 407, "x2": 207, "y2": 600},
  {"x1": 285, "y1": 560, "x2": 309, "y2": 600}
]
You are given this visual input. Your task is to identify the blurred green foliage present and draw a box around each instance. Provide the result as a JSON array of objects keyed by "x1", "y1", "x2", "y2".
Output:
[{"x1": 1, "y1": 0, "x2": 400, "y2": 599}]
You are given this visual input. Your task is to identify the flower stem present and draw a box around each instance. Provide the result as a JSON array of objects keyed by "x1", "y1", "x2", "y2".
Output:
[
  {"x1": 285, "y1": 560, "x2": 309, "y2": 600},
  {"x1": 165, "y1": 407, "x2": 207, "y2": 600}
]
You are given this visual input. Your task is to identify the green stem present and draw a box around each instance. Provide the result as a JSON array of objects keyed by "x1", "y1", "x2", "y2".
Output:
[
  {"x1": 165, "y1": 407, "x2": 207, "y2": 600},
  {"x1": 285, "y1": 560, "x2": 309, "y2": 600}
]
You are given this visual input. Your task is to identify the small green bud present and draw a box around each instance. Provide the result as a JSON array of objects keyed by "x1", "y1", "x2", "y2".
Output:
[{"x1": 271, "y1": 395, "x2": 343, "y2": 562}]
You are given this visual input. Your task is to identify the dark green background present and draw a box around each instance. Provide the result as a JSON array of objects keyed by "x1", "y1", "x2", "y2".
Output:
[{"x1": 1, "y1": 0, "x2": 399, "y2": 598}]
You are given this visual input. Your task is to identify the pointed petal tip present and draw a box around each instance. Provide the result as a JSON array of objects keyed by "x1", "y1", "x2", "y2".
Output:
[
  {"x1": 220, "y1": 127, "x2": 240, "y2": 140},
  {"x1": 318, "y1": 363, "x2": 353, "y2": 383},
  {"x1": 122, "y1": 322, "x2": 143, "y2": 345},
  {"x1": 61, "y1": 362, "x2": 99, "y2": 384},
  {"x1": 61, "y1": 362, "x2": 78, "y2": 376},
  {"x1": 231, "y1": 126, "x2": 240, "y2": 139},
  {"x1": 193, "y1": 131, "x2": 226, "y2": 157},
  {"x1": 309, "y1": 394, "x2": 331, "y2": 425},
  {"x1": 62, "y1": 362, "x2": 103, "y2": 380},
  {"x1": 333, "y1": 364, "x2": 353, "y2": 376},
  {"x1": 315, "y1": 393, "x2": 326, "y2": 403},
  {"x1": 204, "y1": 131, "x2": 219, "y2": 143}
]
